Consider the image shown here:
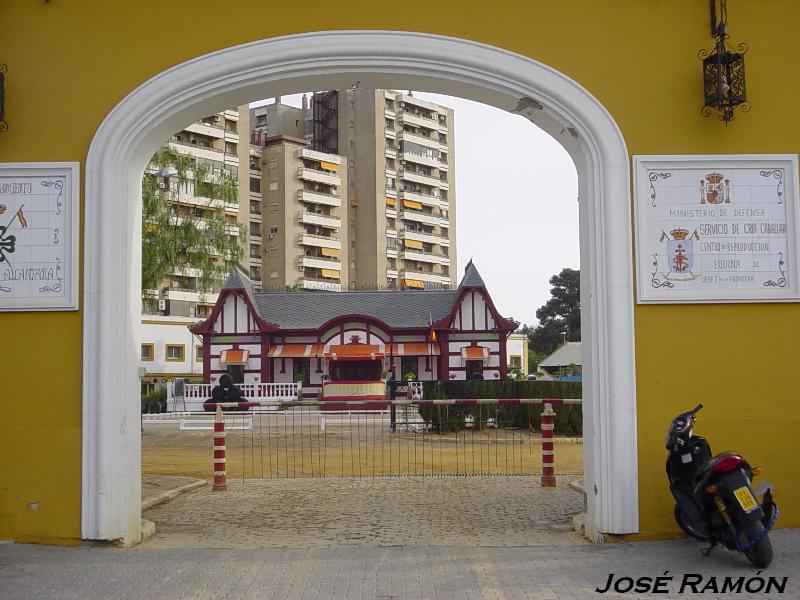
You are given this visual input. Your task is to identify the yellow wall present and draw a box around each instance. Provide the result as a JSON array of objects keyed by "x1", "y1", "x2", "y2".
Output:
[{"x1": 1, "y1": 1, "x2": 798, "y2": 543}]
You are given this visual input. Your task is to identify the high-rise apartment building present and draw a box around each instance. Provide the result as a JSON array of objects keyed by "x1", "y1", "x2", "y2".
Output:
[
  {"x1": 252, "y1": 134, "x2": 348, "y2": 291},
  {"x1": 141, "y1": 106, "x2": 251, "y2": 318},
  {"x1": 326, "y1": 89, "x2": 456, "y2": 291},
  {"x1": 248, "y1": 89, "x2": 456, "y2": 291}
]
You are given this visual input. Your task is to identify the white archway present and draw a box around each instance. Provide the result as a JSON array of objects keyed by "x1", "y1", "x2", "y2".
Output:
[{"x1": 83, "y1": 31, "x2": 637, "y2": 544}]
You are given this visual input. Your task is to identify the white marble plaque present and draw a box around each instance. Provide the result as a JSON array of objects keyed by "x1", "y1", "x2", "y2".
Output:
[
  {"x1": 0, "y1": 163, "x2": 79, "y2": 310},
  {"x1": 634, "y1": 155, "x2": 800, "y2": 303}
]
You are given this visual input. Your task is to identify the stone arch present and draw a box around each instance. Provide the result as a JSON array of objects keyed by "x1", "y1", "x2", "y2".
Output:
[{"x1": 83, "y1": 30, "x2": 636, "y2": 544}]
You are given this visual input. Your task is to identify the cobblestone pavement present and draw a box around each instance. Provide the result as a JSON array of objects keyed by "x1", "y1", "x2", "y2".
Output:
[
  {"x1": 142, "y1": 475, "x2": 586, "y2": 549},
  {"x1": 142, "y1": 474, "x2": 201, "y2": 505},
  {"x1": 1, "y1": 530, "x2": 798, "y2": 599}
]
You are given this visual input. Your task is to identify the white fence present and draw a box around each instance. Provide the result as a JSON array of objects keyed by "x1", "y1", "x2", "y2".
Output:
[{"x1": 166, "y1": 381, "x2": 302, "y2": 412}]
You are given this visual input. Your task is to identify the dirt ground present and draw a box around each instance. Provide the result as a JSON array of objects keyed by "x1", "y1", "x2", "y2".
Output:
[{"x1": 142, "y1": 411, "x2": 583, "y2": 479}]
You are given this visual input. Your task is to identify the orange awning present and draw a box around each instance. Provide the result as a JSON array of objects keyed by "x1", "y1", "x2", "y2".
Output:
[
  {"x1": 404, "y1": 239, "x2": 423, "y2": 250},
  {"x1": 220, "y1": 349, "x2": 249, "y2": 365},
  {"x1": 461, "y1": 346, "x2": 490, "y2": 360},
  {"x1": 402, "y1": 278, "x2": 425, "y2": 289},
  {"x1": 386, "y1": 342, "x2": 440, "y2": 356},
  {"x1": 319, "y1": 160, "x2": 339, "y2": 172},
  {"x1": 268, "y1": 344, "x2": 323, "y2": 358},
  {"x1": 320, "y1": 247, "x2": 340, "y2": 258},
  {"x1": 325, "y1": 344, "x2": 384, "y2": 361},
  {"x1": 386, "y1": 197, "x2": 396, "y2": 206},
  {"x1": 402, "y1": 199, "x2": 423, "y2": 210},
  {"x1": 320, "y1": 268, "x2": 341, "y2": 279}
]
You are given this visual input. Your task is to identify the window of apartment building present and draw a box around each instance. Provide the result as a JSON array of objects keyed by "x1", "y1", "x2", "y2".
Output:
[
  {"x1": 196, "y1": 345, "x2": 204, "y2": 363},
  {"x1": 267, "y1": 159, "x2": 278, "y2": 169},
  {"x1": 510, "y1": 355, "x2": 522, "y2": 368},
  {"x1": 249, "y1": 156, "x2": 261, "y2": 171},
  {"x1": 268, "y1": 226, "x2": 278, "y2": 238},
  {"x1": 386, "y1": 218, "x2": 396, "y2": 230},
  {"x1": 249, "y1": 177, "x2": 261, "y2": 193},
  {"x1": 267, "y1": 247, "x2": 279, "y2": 257},
  {"x1": 385, "y1": 119, "x2": 394, "y2": 130},
  {"x1": 386, "y1": 177, "x2": 395, "y2": 190},
  {"x1": 250, "y1": 244, "x2": 260, "y2": 258},
  {"x1": 196, "y1": 304, "x2": 212, "y2": 318},
  {"x1": 386, "y1": 158, "x2": 395, "y2": 169},
  {"x1": 269, "y1": 270, "x2": 278, "y2": 279},
  {"x1": 250, "y1": 201, "x2": 261, "y2": 215},
  {"x1": 269, "y1": 181, "x2": 278, "y2": 191},
  {"x1": 250, "y1": 266, "x2": 261, "y2": 280},
  {"x1": 268, "y1": 203, "x2": 278, "y2": 213},
  {"x1": 225, "y1": 142, "x2": 237, "y2": 154},
  {"x1": 386, "y1": 237, "x2": 397, "y2": 249},
  {"x1": 165, "y1": 344, "x2": 185, "y2": 362},
  {"x1": 141, "y1": 344, "x2": 154, "y2": 361},
  {"x1": 225, "y1": 119, "x2": 236, "y2": 132},
  {"x1": 250, "y1": 223, "x2": 261, "y2": 237},
  {"x1": 438, "y1": 134, "x2": 447, "y2": 144},
  {"x1": 385, "y1": 98, "x2": 394, "y2": 109}
]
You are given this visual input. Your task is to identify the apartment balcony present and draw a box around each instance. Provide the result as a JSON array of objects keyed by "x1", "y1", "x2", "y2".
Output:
[
  {"x1": 297, "y1": 210, "x2": 341, "y2": 229},
  {"x1": 439, "y1": 234, "x2": 450, "y2": 247},
  {"x1": 441, "y1": 256, "x2": 451, "y2": 267},
  {"x1": 297, "y1": 166, "x2": 340, "y2": 186},
  {"x1": 185, "y1": 122, "x2": 225, "y2": 139},
  {"x1": 223, "y1": 109, "x2": 239, "y2": 121},
  {"x1": 384, "y1": 108, "x2": 396, "y2": 120},
  {"x1": 401, "y1": 151, "x2": 444, "y2": 170},
  {"x1": 249, "y1": 210, "x2": 262, "y2": 222},
  {"x1": 398, "y1": 130, "x2": 440, "y2": 151},
  {"x1": 296, "y1": 148, "x2": 342, "y2": 165},
  {"x1": 385, "y1": 129, "x2": 397, "y2": 141},
  {"x1": 385, "y1": 168, "x2": 397, "y2": 179},
  {"x1": 386, "y1": 247, "x2": 398, "y2": 259},
  {"x1": 400, "y1": 168, "x2": 443, "y2": 189},
  {"x1": 386, "y1": 269, "x2": 398, "y2": 279},
  {"x1": 164, "y1": 288, "x2": 220, "y2": 304},
  {"x1": 398, "y1": 111, "x2": 440, "y2": 131},
  {"x1": 173, "y1": 189, "x2": 238, "y2": 213},
  {"x1": 250, "y1": 234, "x2": 262, "y2": 244},
  {"x1": 296, "y1": 189, "x2": 341, "y2": 208},
  {"x1": 400, "y1": 207, "x2": 441, "y2": 227},
  {"x1": 299, "y1": 278, "x2": 342, "y2": 292},
  {"x1": 168, "y1": 141, "x2": 240, "y2": 165},
  {"x1": 385, "y1": 147, "x2": 397, "y2": 160},
  {"x1": 171, "y1": 216, "x2": 240, "y2": 236},
  {"x1": 298, "y1": 255, "x2": 342, "y2": 270},
  {"x1": 402, "y1": 249, "x2": 444, "y2": 264},
  {"x1": 385, "y1": 206, "x2": 397, "y2": 219},
  {"x1": 399, "y1": 269, "x2": 448, "y2": 284},
  {"x1": 385, "y1": 186, "x2": 397, "y2": 198},
  {"x1": 250, "y1": 255, "x2": 262, "y2": 266},
  {"x1": 400, "y1": 189, "x2": 440, "y2": 208},
  {"x1": 400, "y1": 228, "x2": 441, "y2": 246},
  {"x1": 297, "y1": 232, "x2": 342, "y2": 250},
  {"x1": 385, "y1": 228, "x2": 397, "y2": 239}
]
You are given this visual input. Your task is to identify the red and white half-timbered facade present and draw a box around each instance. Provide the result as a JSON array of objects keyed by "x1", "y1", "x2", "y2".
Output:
[{"x1": 191, "y1": 261, "x2": 517, "y2": 398}]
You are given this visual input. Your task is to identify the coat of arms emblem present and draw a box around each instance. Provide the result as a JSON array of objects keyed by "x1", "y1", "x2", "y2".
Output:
[
  {"x1": 700, "y1": 172, "x2": 731, "y2": 204},
  {"x1": 659, "y1": 228, "x2": 700, "y2": 282}
]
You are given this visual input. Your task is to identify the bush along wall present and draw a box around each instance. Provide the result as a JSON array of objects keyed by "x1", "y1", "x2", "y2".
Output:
[
  {"x1": 141, "y1": 387, "x2": 168, "y2": 414},
  {"x1": 418, "y1": 380, "x2": 582, "y2": 436}
]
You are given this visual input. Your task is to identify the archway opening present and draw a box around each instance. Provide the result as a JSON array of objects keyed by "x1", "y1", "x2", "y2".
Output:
[{"x1": 83, "y1": 31, "x2": 637, "y2": 545}]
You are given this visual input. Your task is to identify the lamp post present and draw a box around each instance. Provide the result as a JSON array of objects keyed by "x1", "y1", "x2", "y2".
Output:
[{"x1": 561, "y1": 331, "x2": 567, "y2": 345}]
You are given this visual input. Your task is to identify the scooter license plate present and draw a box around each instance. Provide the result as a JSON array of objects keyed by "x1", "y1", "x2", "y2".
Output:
[{"x1": 733, "y1": 486, "x2": 758, "y2": 513}]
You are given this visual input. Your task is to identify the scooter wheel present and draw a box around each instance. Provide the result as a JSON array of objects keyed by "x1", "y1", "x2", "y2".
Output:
[
  {"x1": 674, "y1": 504, "x2": 708, "y2": 541},
  {"x1": 742, "y1": 521, "x2": 773, "y2": 568}
]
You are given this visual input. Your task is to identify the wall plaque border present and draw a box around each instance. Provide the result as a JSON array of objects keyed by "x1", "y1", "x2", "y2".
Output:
[
  {"x1": 634, "y1": 154, "x2": 800, "y2": 303},
  {"x1": 0, "y1": 162, "x2": 79, "y2": 311}
]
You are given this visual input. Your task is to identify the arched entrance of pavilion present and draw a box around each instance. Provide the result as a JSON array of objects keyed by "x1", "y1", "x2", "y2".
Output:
[{"x1": 82, "y1": 31, "x2": 637, "y2": 545}]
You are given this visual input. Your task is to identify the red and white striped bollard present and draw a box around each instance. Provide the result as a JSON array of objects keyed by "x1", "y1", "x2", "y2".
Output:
[
  {"x1": 540, "y1": 402, "x2": 556, "y2": 487},
  {"x1": 212, "y1": 403, "x2": 227, "y2": 491}
]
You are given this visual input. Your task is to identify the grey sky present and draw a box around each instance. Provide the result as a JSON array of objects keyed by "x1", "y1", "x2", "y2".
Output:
[{"x1": 252, "y1": 93, "x2": 579, "y2": 326}]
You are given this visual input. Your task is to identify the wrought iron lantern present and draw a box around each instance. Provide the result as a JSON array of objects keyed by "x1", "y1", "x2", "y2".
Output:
[{"x1": 699, "y1": 0, "x2": 749, "y2": 124}]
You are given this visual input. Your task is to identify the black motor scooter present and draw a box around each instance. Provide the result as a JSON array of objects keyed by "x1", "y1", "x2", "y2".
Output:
[{"x1": 665, "y1": 404, "x2": 778, "y2": 568}]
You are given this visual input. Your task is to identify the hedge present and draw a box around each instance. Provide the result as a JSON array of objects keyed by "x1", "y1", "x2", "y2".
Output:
[
  {"x1": 141, "y1": 386, "x2": 168, "y2": 414},
  {"x1": 417, "y1": 380, "x2": 582, "y2": 436}
]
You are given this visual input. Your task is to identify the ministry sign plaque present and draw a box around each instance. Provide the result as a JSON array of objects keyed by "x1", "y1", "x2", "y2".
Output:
[
  {"x1": 0, "y1": 163, "x2": 79, "y2": 311},
  {"x1": 634, "y1": 155, "x2": 800, "y2": 303}
]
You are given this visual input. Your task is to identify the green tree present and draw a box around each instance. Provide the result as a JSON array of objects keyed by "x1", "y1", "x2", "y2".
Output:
[
  {"x1": 528, "y1": 268, "x2": 580, "y2": 356},
  {"x1": 142, "y1": 147, "x2": 245, "y2": 296}
]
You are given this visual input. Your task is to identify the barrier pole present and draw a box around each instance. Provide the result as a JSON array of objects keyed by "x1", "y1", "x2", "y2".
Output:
[
  {"x1": 540, "y1": 402, "x2": 556, "y2": 487},
  {"x1": 212, "y1": 403, "x2": 228, "y2": 491}
]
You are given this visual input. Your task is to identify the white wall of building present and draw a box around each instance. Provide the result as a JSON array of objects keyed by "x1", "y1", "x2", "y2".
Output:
[{"x1": 137, "y1": 316, "x2": 204, "y2": 386}]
